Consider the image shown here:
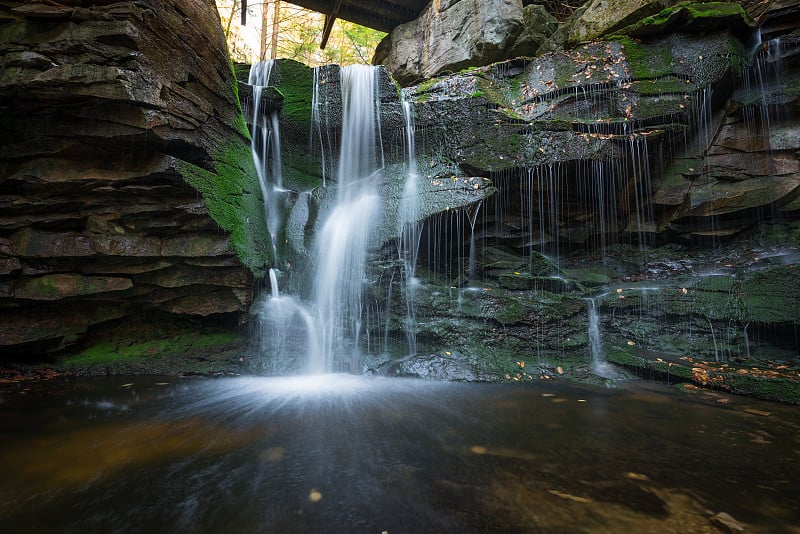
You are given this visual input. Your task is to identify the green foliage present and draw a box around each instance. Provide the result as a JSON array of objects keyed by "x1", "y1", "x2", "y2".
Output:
[{"x1": 220, "y1": 2, "x2": 386, "y2": 66}]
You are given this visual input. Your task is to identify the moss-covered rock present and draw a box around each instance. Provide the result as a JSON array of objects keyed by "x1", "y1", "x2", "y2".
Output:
[{"x1": 177, "y1": 141, "x2": 272, "y2": 276}]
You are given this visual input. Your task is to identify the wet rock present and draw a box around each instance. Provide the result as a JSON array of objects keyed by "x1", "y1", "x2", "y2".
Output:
[{"x1": 396, "y1": 351, "x2": 495, "y2": 381}]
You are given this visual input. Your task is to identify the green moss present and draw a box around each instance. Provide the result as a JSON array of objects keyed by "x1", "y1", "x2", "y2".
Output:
[
  {"x1": 614, "y1": 36, "x2": 674, "y2": 79},
  {"x1": 274, "y1": 59, "x2": 314, "y2": 124},
  {"x1": 630, "y1": 77, "x2": 694, "y2": 95},
  {"x1": 607, "y1": 344, "x2": 693, "y2": 380},
  {"x1": 62, "y1": 331, "x2": 241, "y2": 368},
  {"x1": 177, "y1": 141, "x2": 271, "y2": 276},
  {"x1": 495, "y1": 300, "x2": 525, "y2": 324},
  {"x1": 625, "y1": 2, "x2": 752, "y2": 36},
  {"x1": 229, "y1": 60, "x2": 251, "y2": 139},
  {"x1": 722, "y1": 375, "x2": 800, "y2": 404}
]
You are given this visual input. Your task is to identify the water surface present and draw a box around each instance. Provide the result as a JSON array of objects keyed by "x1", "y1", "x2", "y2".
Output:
[{"x1": 1, "y1": 375, "x2": 798, "y2": 533}]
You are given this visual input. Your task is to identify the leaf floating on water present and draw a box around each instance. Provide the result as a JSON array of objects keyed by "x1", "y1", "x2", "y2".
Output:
[
  {"x1": 121, "y1": 383, "x2": 134, "y2": 388},
  {"x1": 624, "y1": 472, "x2": 649, "y2": 481},
  {"x1": 155, "y1": 382, "x2": 169, "y2": 386},
  {"x1": 542, "y1": 393, "x2": 555, "y2": 397},
  {"x1": 470, "y1": 445, "x2": 488, "y2": 455},
  {"x1": 743, "y1": 408, "x2": 771, "y2": 417},
  {"x1": 309, "y1": 489, "x2": 322, "y2": 503},
  {"x1": 711, "y1": 512, "x2": 745, "y2": 532},
  {"x1": 547, "y1": 490, "x2": 592, "y2": 503}
]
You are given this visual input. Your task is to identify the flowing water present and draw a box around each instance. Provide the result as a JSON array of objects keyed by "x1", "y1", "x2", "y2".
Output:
[
  {"x1": 311, "y1": 65, "x2": 383, "y2": 372},
  {"x1": 249, "y1": 61, "x2": 284, "y2": 263},
  {"x1": 253, "y1": 64, "x2": 387, "y2": 372},
  {"x1": 1, "y1": 376, "x2": 798, "y2": 533}
]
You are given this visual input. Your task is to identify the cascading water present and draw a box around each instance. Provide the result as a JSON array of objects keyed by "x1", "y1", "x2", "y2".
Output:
[
  {"x1": 396, "y1": 96, "x2": 421, "y2": 356},
  {"x1": 250, "y1": 61, "x2": 320, "y2": 372},
  {"x1": 248, "y1": 61, "x2": 284, "y2": 262},
  {"x1": 309, "y1": 65, "x2": 383, "y2": 373}
]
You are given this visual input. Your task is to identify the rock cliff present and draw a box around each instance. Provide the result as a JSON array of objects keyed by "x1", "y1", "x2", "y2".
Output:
[
  {"x1": 366, "y1": 1, "x2": 800, "y2": 401},
  {"x1": 0, "y1": 0, "x2": 269, "y2": 357}
]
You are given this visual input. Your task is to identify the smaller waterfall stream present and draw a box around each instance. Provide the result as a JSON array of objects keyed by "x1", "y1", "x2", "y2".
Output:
[
  {"x1": 397, "y1": 96, "x2": 421, "y2": 356},
  {"x1": 249, "y1": 61, "x2": 284, "y2": 262},
  {"x1": 586, "y1": 297, "x2": 617, "y2": 379}
]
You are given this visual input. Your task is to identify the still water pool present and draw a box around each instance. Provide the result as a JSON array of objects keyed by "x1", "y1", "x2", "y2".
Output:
[{"x1": 1, "y1": 375, "x2": 798, "y2": 533}]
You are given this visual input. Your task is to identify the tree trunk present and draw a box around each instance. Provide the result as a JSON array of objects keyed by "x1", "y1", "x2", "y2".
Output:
[{"x1": 270, "y1": 1, "x2": 281, "y2": 60}]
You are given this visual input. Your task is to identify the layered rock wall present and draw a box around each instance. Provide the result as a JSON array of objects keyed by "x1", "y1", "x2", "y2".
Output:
[{"x1": 0, "y1": 0, "x2": 269, "y2": 356}]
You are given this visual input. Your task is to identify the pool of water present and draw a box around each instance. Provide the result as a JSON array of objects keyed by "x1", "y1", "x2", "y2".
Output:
[{"x1": 1, "y1": 375, "x2": 798, "y2": 533}]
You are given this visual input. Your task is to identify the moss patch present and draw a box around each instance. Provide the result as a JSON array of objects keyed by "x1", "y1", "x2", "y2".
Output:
[
  {"x1": 177, "y1": 141, "x2": 272, "y2": 276},
  {"x1": 62, "y1": 331, "x2": 241, "y2": 369},
  {"x1": 622, "y1": 2, "x2": 753, "y2": 38}
]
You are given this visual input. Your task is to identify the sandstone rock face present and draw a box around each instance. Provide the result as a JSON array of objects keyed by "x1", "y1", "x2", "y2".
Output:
[
  {"x1": 373, "y1": 0, "x2": 527, "y2": 86},
  {"x1": 0, "y1": 0, "x2": 268, "y2": 356}
]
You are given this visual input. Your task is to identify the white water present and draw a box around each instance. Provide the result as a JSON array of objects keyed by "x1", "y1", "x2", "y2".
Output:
[
  {"x1": 587, "y1": 297, "x2": 616, "y2": 378},
  {"x1": 249, "y1": 61, "x2": 284, "y2": 262},
  {"x1": 397, "y1": 96, "x2": 421, "y2": 356},
  {"x1": 309, "y1": 65, "x2": 383, "y2": 373}
]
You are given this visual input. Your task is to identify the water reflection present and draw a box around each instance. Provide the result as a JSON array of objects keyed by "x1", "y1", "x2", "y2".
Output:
[{"x1": 0, "y1": 375, "x2": 798, "y2": 533}]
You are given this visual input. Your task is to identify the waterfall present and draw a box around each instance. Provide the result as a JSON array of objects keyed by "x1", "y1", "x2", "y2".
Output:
[
  {"x1": 309, "y1": 65, "x2": 383, "y2": 373},
  {"x1": 397, "y1": 96, "x2": 421, "y2": 356},
  {"x1": 250, "y1": 61, "x2": 318, "y2": 374},
  {"x1": 587, "y1": 297, "x2": 616, "y2": 378},
  {"x1": 249, "y1": 61, "x2": 284, "y2": 263}
]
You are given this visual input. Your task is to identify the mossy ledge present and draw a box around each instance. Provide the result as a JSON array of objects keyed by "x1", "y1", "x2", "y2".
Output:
[
  {"x1": 60, "y1": 330, "x2": 246, "y2": 376},
  {"x1": 608, "y1": 345, "x2": 800, "y2": 404}
]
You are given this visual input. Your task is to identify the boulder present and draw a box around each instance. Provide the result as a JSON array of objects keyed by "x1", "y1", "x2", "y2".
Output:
[{"x1": 373, "y1": 0, "x2": 526, "y2": 86}]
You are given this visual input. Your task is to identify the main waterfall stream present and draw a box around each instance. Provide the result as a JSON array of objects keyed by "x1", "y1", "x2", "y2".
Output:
[
  {"x1": 253, "y1": 63, "x2": 389, "y2": 374},
  {"x1": 1, "y1": 375, "x2": 798, "y2": 532}
]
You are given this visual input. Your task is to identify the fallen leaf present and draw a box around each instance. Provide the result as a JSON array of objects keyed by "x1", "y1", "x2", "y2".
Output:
[
  {"x1": 548, "y1": 490, "x2": 592, "y2": 503},
  {"x1": 743, "y1": 408, "x2": 771, "y2": 417},
  {"x1": 624, "y1": 472, "x2": 649, "y2": 481},
  {"x1": 711, "y1": 512, "x2": 745, "y2": 532}
]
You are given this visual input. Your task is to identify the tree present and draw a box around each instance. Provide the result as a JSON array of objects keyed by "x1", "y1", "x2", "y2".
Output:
[{"x1": 215, "y1": 1, "x2": 385, "y2": 66}]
